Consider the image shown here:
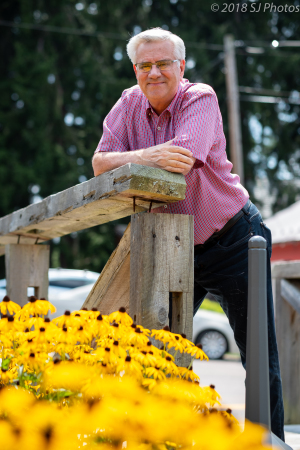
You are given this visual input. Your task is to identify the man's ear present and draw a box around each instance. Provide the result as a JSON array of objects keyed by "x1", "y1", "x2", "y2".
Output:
[
  {"x1": 180, "y1": 60, "x2": 185, "y2": 80},
  {"x1": 133, "y1": 64, "x2": 138, "y2": 80}
]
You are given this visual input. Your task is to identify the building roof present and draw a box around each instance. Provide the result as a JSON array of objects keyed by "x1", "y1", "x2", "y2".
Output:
[{"x1": 265, "y1": 200, "x2": 300, "y2": 244}]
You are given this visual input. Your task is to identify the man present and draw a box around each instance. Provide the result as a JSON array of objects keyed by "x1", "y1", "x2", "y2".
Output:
[{"x1": 92, "y1": 28, "x2": 284, "y2": 440}]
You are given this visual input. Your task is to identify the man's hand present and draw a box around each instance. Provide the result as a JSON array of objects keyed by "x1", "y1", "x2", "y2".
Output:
[{"x1": 141, "y1": 139, "x2": 196, "y2": 176}]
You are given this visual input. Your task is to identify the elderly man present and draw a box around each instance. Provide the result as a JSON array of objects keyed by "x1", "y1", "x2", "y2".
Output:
[{"x1": 92, "y1": 28, "x2": 284, "y2": 440}]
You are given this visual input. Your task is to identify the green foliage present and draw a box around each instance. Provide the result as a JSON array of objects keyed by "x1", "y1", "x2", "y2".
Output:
[{"x1": 0, "y1": 0, "x2": 300, "y2": 278}]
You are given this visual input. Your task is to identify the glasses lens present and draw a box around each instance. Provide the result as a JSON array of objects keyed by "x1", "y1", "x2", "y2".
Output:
[
  {"x1": 139, "y1": 63, "x2": 152, "y2": 72},
  {"x1": 156, "y1": 61, "x2": 171, "y2": 71}
]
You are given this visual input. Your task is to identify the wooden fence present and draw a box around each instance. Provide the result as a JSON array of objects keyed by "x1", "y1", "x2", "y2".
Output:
[
  {"x1": 0, "y1": 163, "x2": 193, "y2": 364},
  {"x1": 272, "y1": 261, "x2": 300, "y2": 424}
]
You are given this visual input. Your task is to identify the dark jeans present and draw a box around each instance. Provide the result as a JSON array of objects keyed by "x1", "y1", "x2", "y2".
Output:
[{"x1": 193, "y1": 200, "x2": 284, "y2": 441}]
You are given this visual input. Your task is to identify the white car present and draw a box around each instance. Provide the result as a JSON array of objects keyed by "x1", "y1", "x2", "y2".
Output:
[
  {"x1": 193, "y1": 309, "x2": 239, "y2": 360},
  {"x1": 0, "y1": 268, "x2": 99, "y2": 304}
]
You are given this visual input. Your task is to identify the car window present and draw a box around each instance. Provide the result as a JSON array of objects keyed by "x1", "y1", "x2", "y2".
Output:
[{"x1": 49, "y1": 279, "x2": 95, "y2": 289}]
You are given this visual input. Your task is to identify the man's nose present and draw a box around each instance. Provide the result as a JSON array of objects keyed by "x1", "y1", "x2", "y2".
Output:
[{"x1": 148, "y1": 64, "x2": 161, "y2": 77}]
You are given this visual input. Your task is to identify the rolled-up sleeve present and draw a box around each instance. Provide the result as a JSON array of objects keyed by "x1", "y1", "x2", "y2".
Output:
[
  {"x1": 172, "y1": 92, "x2": 220, "y2": 168},
  {"x1": 94, "y1": 97, "x2": 129, "y2": 154}
]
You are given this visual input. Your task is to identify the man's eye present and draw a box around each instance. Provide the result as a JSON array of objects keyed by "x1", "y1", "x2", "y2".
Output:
[
  {"x1": 156, "y1": 62, "x2": 169, "y2": 70},
  {"x1": 140, "y1": 64, "x2": 151, "y2": 71}
]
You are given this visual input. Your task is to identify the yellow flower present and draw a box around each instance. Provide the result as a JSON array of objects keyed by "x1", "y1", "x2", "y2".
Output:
[
  {"x1": 116, "y1": 355, "x2": 143, "y2": 379},
  {"x1": 178, "y1": 366, "x2": 200, "y2": 382},
  {"x1": 151, "y1": 325, "x2": 174, "y2": 345},
  {"x1": 132, "y1": 350, "x2": 158, "y2": 367},
  {"x1": 0, "y1": 368, "x2": 15, "y2": 385},
  {"x1": 144, "y1": 366, "x2": 166, "y2": 381},
  {"x1": 109, "y1": 306, "x2": 133, "y2": 326},
  {"x1": 52, "y1": 310, "x2": 73, "y2": 328},
  {"x1": 0, "y1": 295, "x2": 21, "y2": 315},
  {"x1": 186, "y1": 343, "x2": 209, "y2": 361},
  {"x1": 156, "y1": 355, "x2": 179, "y2": 375},
  {"x1": 128, "y1": 326, "x2": 150, "y2": 346}
]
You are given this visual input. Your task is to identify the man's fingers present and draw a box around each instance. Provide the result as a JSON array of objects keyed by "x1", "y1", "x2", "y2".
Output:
[
  {"x1": 163, "y1": 152, "x2": 194, "y2": 166},
  {"x1": 165, "y1": 145, "x2": 193, "y2": 157}
]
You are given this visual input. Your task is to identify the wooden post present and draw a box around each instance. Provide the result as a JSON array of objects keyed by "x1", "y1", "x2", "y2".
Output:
[
  {"x1": 5, "y1": 244, "x2": 50, "y2": 306},
  {"x1": 272, "y1": 261, "x2": 300, "y2": 424},
  {"x1": 130, "y1": 213, "x2": 194, "y2": 366},
  {"x1": 224, "y1": 35, "x2": 244, "y2": 184}
]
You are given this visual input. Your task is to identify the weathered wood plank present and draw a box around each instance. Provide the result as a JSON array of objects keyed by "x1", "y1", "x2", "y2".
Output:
[
  {"x1": 5, "y1": 244, "x2": 50, "y2": 306},
  {"x1": 130, "y1": 213, "x2": 194, "y2": 366},
  {"x1": 0, "y1": 164, "x2": 186, "y2": 245},
  {"x1": 272, "y1": 261, "x2": 300, "y2": 279},
  {"x1": 275, "y1": 277, "x2": 300, "y2": 424},
  {"x1": 82, "y1": 223, "x2": 131, "y2": 313},
  {"x1": 281, "y1": 279, "x2": 300, "y2": 315}
]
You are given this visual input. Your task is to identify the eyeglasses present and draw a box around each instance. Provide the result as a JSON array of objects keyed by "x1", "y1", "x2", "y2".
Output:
[{"x1": 135, "y1": 59, "x2": 179, "y2": 73}]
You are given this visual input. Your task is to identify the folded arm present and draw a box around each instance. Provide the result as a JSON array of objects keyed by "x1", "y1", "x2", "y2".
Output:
[{"x1": 92, "y1": 140, "x2": 196, "y2": 177}]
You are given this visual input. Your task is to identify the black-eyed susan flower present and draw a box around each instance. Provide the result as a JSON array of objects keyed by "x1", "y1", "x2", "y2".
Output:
[
  {"x1": 186, "y1": 343, "x2": 209, "y2": 361},
  {"x1": 0, "y1": 296, "x2": 21, "y2": 315},
  {"x1": 109, "y1": 307, "x2": 133, "y2": 326},
  {"x1": 144, "y1": 366, "x2": 166, "y2": 381}
]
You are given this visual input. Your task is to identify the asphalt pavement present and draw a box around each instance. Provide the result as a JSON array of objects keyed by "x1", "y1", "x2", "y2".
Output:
[{"x1": 193, "y1": 358, "x2": 300, "y2": 449}]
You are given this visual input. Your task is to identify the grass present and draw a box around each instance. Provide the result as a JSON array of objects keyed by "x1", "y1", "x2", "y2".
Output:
[{"x1": 200, "y1": 298, "x2": 224, "y2": 314}]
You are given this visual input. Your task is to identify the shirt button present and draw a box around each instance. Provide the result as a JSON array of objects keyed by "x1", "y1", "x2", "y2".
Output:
[{"x1": 157, "y1": 126, "x2": 161, "y2": 130}]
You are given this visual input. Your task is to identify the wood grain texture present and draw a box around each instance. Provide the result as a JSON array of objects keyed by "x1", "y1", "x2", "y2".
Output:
[
  {"x1": 0, "y1": 164, "x2": 186, "y2": 245},
  {"x1": 275, "y1": 278, "x2": 300, "y2": 424},
  {"x1": 5, "y1": 244, "x2": 50, "y2": 307},
  {"x1": 82, "y1": 223, "x2": 131, "y2": 313},
  {"x1": 272, "y1": 261, "x2": 300, "y2": 279},
  {"x1": 130, "y1": 213, "x2": 194, "y2": 366}
]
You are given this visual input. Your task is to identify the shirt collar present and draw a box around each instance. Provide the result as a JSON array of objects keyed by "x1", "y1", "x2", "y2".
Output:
[{"x1": 145, "y1": 82, "x2": 183, "y2": 118}]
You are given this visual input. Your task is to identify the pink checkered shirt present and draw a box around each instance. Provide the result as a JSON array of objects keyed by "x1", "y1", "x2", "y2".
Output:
[{"x1": 95, "y1": 79, "x2": 249, "y2": 245}]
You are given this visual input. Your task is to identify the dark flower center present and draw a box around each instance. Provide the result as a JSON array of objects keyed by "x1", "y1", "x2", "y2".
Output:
[
  {"x1": 113, "y1": 341, "x2": 119, "y2": 346},
  {"x1": 64, "y1": 310, "x2": 71, "y2": 316},
  {"x1": 28, "y1": 296, "x2": 37, "y2": 303},
  {"x1": 119, "y1": 307, "x2": 126, "y2": 313},
  {"x1": 39, "y1": 327, "x2": 45, "y2": 332},
  {"x1": 105, "y1": 347, "x2": 110, "y2": 352},
  {"x1": 125, "y1": 356, "x2": 131, "y2": 362},
  {"x1": 2, "y1": 295, "x2": 10, "y2": 303},
  {"x1": 29, "y1": 353, "x2": 35, "y2": 358}
]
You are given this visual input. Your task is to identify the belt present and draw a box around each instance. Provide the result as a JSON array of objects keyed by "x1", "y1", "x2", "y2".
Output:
[{"x1": 194, "y1": 200, "x2": 250, "y2": 255}]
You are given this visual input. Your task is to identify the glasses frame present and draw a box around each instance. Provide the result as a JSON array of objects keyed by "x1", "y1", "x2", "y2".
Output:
[{"x1": 135, "y1": 59, "x2": 179, "y2": 73}]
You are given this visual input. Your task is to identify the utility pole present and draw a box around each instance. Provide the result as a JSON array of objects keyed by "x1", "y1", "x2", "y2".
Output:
[{"x1": 224, "y1": 35, "x2": 244, "y2": 184}]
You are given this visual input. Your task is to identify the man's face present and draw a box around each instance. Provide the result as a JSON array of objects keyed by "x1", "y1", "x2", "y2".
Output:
[{"x1": 133, "y1": 40, "x2": 185, "y2": 114}]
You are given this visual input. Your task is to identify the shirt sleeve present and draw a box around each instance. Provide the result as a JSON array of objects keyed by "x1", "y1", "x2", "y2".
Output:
[
  {"x1": 94, "y1": 96, "x2": 129, "y2": 154},
  {"x1": 172, "y1": 92, "x2": 221, "y2": 169}
]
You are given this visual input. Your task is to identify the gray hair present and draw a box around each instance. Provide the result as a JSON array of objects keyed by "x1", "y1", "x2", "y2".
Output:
[{"x1": 126, "y1": 28, "x2": 186, "y2": 64}]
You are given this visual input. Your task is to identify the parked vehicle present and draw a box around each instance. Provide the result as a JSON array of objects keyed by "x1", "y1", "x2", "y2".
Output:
[
  {"x1": 0, "y1": 268, "x2": 99, "y2": 302},
  {"x1": 193, "y1": 309, "x2": 239, "y2": 359},
  {"x1": 0, "y1": 268, "x2": 239, "y2": 359}
]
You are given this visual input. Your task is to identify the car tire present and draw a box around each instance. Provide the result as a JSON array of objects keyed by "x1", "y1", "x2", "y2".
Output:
[{"x1": 196, "y1": 329, "x2": 228, "y2": 360}]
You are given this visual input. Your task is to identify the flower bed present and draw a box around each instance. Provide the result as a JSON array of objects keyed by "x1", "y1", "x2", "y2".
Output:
[{"x1": 0, "y1": 296, "x2": 271, "y2": 449}]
